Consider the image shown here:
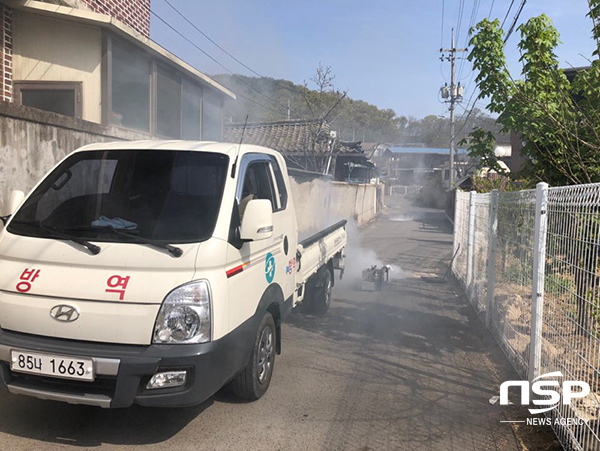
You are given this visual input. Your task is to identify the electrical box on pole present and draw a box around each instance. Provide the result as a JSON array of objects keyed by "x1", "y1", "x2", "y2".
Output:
[{"x1": 439, "y1": 28, "x2": 467, "y2": 187}]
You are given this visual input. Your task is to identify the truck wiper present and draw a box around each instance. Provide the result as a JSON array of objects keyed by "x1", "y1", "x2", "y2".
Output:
[
  {"x1": 67, "y1": 226, "x2": 183, "y2": 258},
  {"x1": 10, "y1": 220, "x2": 101, "y2": 255}
]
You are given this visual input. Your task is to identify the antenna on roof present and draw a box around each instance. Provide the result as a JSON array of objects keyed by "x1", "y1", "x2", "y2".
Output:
[{"x1": 231, "y1": 115, "x2": 248, "y2": 178}]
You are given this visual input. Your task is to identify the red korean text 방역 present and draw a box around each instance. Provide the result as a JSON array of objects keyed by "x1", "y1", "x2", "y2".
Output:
[
  {"x1": 105, "y1": 275, "x2": 130, "y2": 300},
  {"x1": 16, "y1": 268, "x2": 41, "y2": 293}
]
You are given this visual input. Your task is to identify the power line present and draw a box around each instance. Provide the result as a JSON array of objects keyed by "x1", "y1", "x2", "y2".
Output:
[
  {"x1": 161, "y1": 0, "x2": 265, "y2": 79},
  {"x1": 501, "y1": 0, "x2": 516, "y2": 29},
  {"x1": 454, "y1": 88, "x2": 480, "y2": 137},
  {"x1": 440, "y1": 0, "x2": 445, "y2": 49},
  {"x1": 457, "y1": 0, "x2": 480, "y2": 82},
  {"x1": 504, "y1": 0, "x2": 527, "y2": 43},
  {"x1": 150, "y1": 9, "x2": 291, "y2": 116},
  {"x1": 488, "y1": 0, "x2": 495, "y2": 18},
  {"x1": 455, "y1": 0, "x2": 466, "y2": 43},
  {"x1": 456, "y1": 0, "x2": 523, "y2": 138},
  {"x1": 162, "y1": 0, "x2": 308, "y2": 101}
]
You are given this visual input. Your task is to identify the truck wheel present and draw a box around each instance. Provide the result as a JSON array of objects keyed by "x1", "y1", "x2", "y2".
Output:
[
  {"x1": 309, "y1": 267, "x2": 333, "y2": 315},
  {"x1": 231, "y1": 312, "x2": 276, "y2": 400}
]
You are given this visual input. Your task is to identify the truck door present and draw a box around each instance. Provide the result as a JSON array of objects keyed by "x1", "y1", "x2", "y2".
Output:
[{"x1": 226, "y1": 154, "x2": 293, "y2": 331}]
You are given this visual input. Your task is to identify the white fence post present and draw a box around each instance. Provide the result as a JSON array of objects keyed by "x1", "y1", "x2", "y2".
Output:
[
  {"x1": 485, "y1": 189, "x2": 499, "y2": 328},
  {"x1": 466, "y1": 191, "x2": 476, "y2": 295},
  {"x1": 452, "y1": 190, "x2": 461, "y2": 277},
  {"x1": 528, "y1": 182, "x2": 548, "y2": 384}
]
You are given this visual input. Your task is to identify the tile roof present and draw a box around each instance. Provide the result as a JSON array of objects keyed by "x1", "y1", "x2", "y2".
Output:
[{"x1": 224, "y1": 120, "x2": 333, "y2": 156}]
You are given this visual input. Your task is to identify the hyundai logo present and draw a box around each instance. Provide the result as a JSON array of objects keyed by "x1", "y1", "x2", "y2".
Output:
[{"x1": 50, "y1": 305, "x2": 80, "y2": 323}]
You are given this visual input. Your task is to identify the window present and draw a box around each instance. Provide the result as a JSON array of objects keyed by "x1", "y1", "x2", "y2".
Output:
[
  {"x1": 111, "y1": 39, "x2": 151, "y2": 132},
  {"x1": 203, "y1": 89, "x2": 223, "y2": 141},
  {"x1": 269, "y1": 156, "x2": 288, "y2": 211},
  {"x1": 182, "y1": 79, "x2": 203, "y2": 140},
  {"x1": 106, "y1": 36, "x2": 224, "y2": 140},
  {"x1": 15, "y1": 82, "x2": 82, "y2": 118},
  {"x1": 238, "y1": 161, "x2": 277, "y2": 215},
  {"x1": 9, "y1": 150, "x2": 229, "y2": 243},
  {"x1": 157, "y1": 66, "x2": 182, "y2": 138}
]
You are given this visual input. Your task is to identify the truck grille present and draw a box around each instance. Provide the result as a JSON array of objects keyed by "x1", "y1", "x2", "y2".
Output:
[{"x1": 8, "y1": 371, "x2": 117, "y2": 398}]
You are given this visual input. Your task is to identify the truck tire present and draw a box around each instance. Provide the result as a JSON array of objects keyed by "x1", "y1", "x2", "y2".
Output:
[
  {"x1": 306, "y1": 266, "x2": 333, "y2": 315},
  {"x1": 230, "y1": 312, "x2": 276, "y2": 400}
]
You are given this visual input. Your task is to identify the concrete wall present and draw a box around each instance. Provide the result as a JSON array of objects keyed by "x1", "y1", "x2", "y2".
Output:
[
  {"x1": 13, "y1": 11, "x2": 102, "y2": 123},
  {"x1": 288, "y1": 170, "x2": 380, "y2": 240},
  {"x1": 0, "y1": 102, "x2": 149, "y2": 215}
]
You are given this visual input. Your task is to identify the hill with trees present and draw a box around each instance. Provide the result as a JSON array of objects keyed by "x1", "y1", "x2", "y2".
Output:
[{"x1": 212, "y1": 72, "x2": 503, "y2": 146}]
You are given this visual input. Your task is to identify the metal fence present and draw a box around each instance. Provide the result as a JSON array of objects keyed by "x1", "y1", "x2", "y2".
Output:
[
  {"x1": 388, "y1": 185, "x2": 422, "y2": 197},
  {"x1": 453, "y1": 183, "x2": 600, "y2": 451}
]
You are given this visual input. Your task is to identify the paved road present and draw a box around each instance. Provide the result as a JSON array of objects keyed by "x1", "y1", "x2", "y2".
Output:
[{"x1": 0, "y1": 197, "x2": 560, "y2": 450}]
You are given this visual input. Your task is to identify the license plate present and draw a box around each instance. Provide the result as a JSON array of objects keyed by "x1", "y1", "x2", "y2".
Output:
[{"x1": 10, "y1": 350, "x2": 95, "y2": 382}]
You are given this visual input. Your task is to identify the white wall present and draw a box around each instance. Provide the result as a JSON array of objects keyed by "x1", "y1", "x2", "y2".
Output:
[
  {"x1": 13, "y1": 11, "x2": 102, "y2": 123},
  {"x1": 289, "y1": 175, "x2": 380, "y2": 240}
]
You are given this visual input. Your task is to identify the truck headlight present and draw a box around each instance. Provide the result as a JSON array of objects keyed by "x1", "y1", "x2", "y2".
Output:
[{"x1": 153, "y1": 280, "x2": 211, "y2": 344}]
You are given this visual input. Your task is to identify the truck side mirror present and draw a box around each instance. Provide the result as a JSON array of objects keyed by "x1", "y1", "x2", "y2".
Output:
[
  {"x1": 8, "y1": 190, "x2": 25, "y2": 215},
  {"x1": 240, "y1": 199, "x2": 273, "y2": 241}
]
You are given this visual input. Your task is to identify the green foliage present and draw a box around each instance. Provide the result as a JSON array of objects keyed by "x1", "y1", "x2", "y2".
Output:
[
  {"x1": 588, "y1": 0, "x2": 600, "y2": 55},
  {"x1": 459, "y1": 127, "x2": 505, "y2": 173},
  {"x1": 545, "y1": 273, "x2": 574, "y2": 297},
  {"x1": 471, "y1": 175, "x2": 519, "y2": 193},
  {"x1": 466, "y1": 6, "x2": 600, "y2": 186}
]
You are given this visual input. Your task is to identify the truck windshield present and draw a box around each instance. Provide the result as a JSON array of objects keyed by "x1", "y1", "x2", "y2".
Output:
[{"x1": 8, "y1": 150, "x2": 229, "y2": 244}]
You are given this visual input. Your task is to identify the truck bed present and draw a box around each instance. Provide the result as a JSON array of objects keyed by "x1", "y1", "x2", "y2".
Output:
[{"x1": 296, "y1": 219, "x2": 347, "y2": 290}]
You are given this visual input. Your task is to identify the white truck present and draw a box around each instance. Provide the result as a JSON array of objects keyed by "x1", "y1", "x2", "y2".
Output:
[{"x1": 0, "y1": 141, "x2": 346, "y2": 408}]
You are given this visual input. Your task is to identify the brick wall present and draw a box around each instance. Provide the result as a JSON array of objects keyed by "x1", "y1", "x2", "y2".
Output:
[
  {"x1": 79, "y1": 0, "x2": 150, "y2": 37},
  {"x1": 0, "y1": 5, "x2": 12, "y2": 102}
]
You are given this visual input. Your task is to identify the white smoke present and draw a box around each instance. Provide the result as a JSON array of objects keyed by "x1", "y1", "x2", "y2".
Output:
[{"x1": 339, "y1": 220, "x2": 411, "y2": 290}]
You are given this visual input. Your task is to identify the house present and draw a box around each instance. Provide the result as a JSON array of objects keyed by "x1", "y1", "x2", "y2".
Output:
[
  {"x1": 335, "y1": 141, "x2": 376, "y2": 183},
  {"x1": 362, "y1": 142, "x2": 394, "y2": 179},
  {"x1": 223, "y1": 119, "x2": 375, "y2": 182},
  {"x1": 1, "y1": 0, "x2": 234, "y2": 139}
]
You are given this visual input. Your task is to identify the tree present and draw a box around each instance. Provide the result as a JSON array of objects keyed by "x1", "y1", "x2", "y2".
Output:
[
  {"x1": 465, "y1": 3, "x2": 600, "y2": 331},
  {"x1": 293, "y1": 63, "x2": 348, "y2": 173},
  {"x1": 465, "y1": 6, "x2": 600, "y2": 186}
]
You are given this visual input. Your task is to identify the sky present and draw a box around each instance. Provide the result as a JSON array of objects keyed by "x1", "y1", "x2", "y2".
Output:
[{"x1": 150, "y1": 0, "x2": 597, "y2": 120}]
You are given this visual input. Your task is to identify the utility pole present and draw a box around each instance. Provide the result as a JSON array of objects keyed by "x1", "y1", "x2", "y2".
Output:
[
  {"x1": 287, "y1": 99, "x2": 291, "y2": 120},
  {"x1": 440, "y1": 28, "x2": 467, "y2": 187}
]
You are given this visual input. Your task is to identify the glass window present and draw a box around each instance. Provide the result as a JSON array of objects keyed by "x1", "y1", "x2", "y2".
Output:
[
  {"x1": 203, "y1": 89, "x2": 222, "y2": 141},
  {"x1": 157, "y1": 66, "x2": 182, "y2": 138},
  {"x1": 238, "y1": 162, "x2": 277, "y2": 217},
  {"x1": 269, "y1": 156, "x2": 288, "y2": 211},
  {"x1": 9, "y1": 150, "x2": 229, "y2": 243},
  {"x1": 182, "y1": 80, "x2": 203, "y2": 140},
  {"x1": 111, "y1": 40, "x2": 150, "y2": 132},
  {"x1": 16, "y1": 82, "x2": 81, "y2": 118}
]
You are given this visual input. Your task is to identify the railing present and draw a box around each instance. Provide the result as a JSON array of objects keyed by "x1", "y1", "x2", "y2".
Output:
[
  {"x1": 388, "y1": 185, "x2": 421, "y2": 196},
  {"x1": 453, "y1": 183, "x2": 600, "y2": 451}
]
